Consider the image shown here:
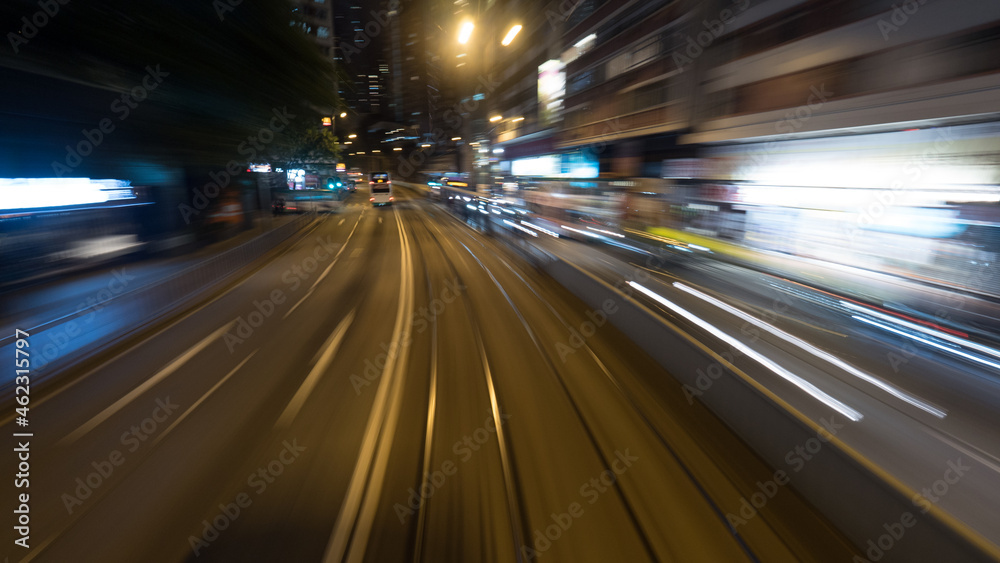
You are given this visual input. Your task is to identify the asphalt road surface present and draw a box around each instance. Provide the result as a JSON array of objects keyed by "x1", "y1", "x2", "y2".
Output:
[{"x1": 1, "y1": 186, "x2": 863, "y2": 562}]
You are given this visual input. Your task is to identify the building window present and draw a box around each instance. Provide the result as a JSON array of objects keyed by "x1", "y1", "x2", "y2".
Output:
[
  {"x1": 630, "y1": 39, "x2": 659, "y2": 68},
  {"x1": 566, "y1": 0, "x2": 605, "y2": 30},
  {"x1": 567, "y1": 69, "x2": 596, "y2": 95},
  {"x1": 317, "y1": 27, "x2": 330, "y2": 38}
]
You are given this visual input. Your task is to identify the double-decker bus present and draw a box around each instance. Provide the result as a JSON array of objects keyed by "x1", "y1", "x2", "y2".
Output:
[
  {"x1": 369, "y1": 172, "x2": 393, "y2": 206},
  {"x1": 271, "y1": 189, "x2": 341, "y2": 214}
]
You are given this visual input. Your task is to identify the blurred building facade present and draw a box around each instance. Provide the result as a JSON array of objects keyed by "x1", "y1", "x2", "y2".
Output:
[
  {"x1": 455, "y1": 0, "x2": 1000, "y2": 177},
  {"x1": 293, "y1": 0, "x2": 336, "y2": 63},
  {"x1": 437, "y1": 0, "x2": 1000, "y2": 298},
  {"x1": 386, "y1": 0, "x2": 434, "y2": 132}
]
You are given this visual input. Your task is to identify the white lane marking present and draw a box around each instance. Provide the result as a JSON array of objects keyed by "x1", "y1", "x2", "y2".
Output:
[
  {"x1": 275, "y1": 310, "x2": 356, "y2": 429},
  {"x1": 311, "y1": 211, "x2": 364, "y2": 292},
  {"x1": 23, "y1": 351, "x2": 257, "y2": 563},
  {"x1": 350, "y1": 248, "x2": 363, "y2": 258},
  {"x1": 854, "y1": 315, "x2": 1000, "y2": 372},
  {"x1": 378, "y1": 217, "x2": 383, "y2": 224},
  {"x1": 151, "y1": 351, "x2": 257, "y2": 448},
  {"x1": 59, "y1": 322, "x2": 235, "y2": 446},
  {"x1": 0, "y1": 215, "x2": 327, "y2": 430},
  {"x1": 843, "y1": 299, "x2": 1000, "y2": 364},
  {"x1": 339, "y1": 219, "x2": 345, "y2": 226},
  {"x1": 674, "y1": 282, "x2": 945, "y2": 418},
  {"x1": 283, "y1": 288, "x2": 315, "y2": 320},
  {"x1": 324, "y1": 208, "x2": 414, "y2": 563},
  {"x1": 283, "y1": 213, "x2": 365, "y2": 320},
  {"x1": 629, "y1": 281, "x2": 863, "y2": 421}
]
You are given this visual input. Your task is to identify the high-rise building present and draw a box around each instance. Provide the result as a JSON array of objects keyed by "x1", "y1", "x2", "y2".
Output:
[
  {"x1": 354, "y1": 69, "x2": 387, "y2": 114},
  {"x1": 333, "y1": 1, "x2": 394, "y2": 117},
  {"x1": 386, "y1": 0, "x2": 433, "y2": 133},
  {"x1": 291, "y1": 0, "x2": 336, "y2": 63}
]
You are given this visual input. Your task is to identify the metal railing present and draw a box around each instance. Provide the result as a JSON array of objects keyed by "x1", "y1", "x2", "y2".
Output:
[{"x1": 1, "y1": 211, "x2": 317, "y2": 386}]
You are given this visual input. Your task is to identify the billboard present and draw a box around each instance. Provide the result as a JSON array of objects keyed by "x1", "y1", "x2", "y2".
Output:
[{"x1": 538, "y1": 60, "x2": 566, "y2": 127}]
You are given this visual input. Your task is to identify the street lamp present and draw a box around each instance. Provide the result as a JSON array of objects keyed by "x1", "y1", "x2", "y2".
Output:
[
  {"x1": 458, "y1": 21, "x2": 474, "y2": 44},
  {"x1": 501, "y1": 24, "x2": 522, "y2": 46},
  {"x1": 339, "y1": 112, "x2": 347, "y2": 118},
  {"x1": 348, "y1": 134, "x2": 357, "y2": 139},
  {"x1": 489, "y1": 115, "x2": 502, "y2": 123}
]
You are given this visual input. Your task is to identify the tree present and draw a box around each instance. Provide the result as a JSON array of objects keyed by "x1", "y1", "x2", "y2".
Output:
[
  {"x1": 277, "y1": 126, "x2": 342, "y2": 168},
  {"x1": 1, "y1": 0, "x2": 342, "y2": 168}
]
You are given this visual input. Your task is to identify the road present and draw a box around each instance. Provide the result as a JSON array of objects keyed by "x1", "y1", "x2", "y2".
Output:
[
  {"x1": 513, "y1": 206, "x2": 1000, "y2": 558},
  {"x1": 0, "y1": 186, "x2": 860, "y2": 562}
]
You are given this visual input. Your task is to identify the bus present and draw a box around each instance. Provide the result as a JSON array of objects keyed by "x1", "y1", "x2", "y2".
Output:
[
  {"x1": 272, "y1": 189, "x2": 342, "y2": 214},
  {"x1": 369, "y1": 172, "x2": 393, "y2": 206}
]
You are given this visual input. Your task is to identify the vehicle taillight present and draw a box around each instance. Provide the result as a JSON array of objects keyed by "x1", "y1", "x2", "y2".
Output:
[
  {"x1": 389, "y1": 196, "x2": 394, "y2": 201},
  {"x1": 370, "y1": 197, "x2": 375, "y2": 202}
]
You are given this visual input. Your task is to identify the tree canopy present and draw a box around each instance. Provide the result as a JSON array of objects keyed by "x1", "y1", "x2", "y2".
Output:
[{"x1": 1, "y1": 0, "x2": 341, "y2": 168}]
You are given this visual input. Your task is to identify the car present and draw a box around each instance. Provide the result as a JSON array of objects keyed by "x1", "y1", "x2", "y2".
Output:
[{"x1": 326, "y1": 176, "x2": 345, "y2": 191}]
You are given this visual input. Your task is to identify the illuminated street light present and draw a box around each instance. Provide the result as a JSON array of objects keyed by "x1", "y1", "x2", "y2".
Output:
[
  {"x1": 458, "y1": 21, "x2": 474, "y2": 44},
  {"x1": 451, "y1": 136, "x2": 461, "y2": 141},
  {"x1": 372, "y1": 149, "x2": 381, "y2": 153},
  {"x1": 348, "y1": 133, "x2": 357, "y2": 139},
  {"x1": 489, "y1": 115, "x2": 502, "y2": 122},
  {"x1": 501, "y1": 24, "x2": 522, "y2": 46},
  {"x1": 421, "y1": 143, "x2": 432, "y2": 148},
  {"x1": 512, "y1": 116, "x2": 524, "y2": 122},
  {"x1": 393, "y1": 147, "x2": 403, "y2": 151},
  {"x1": 339, "y1": 112, "x2": 347, "y2": 118}
]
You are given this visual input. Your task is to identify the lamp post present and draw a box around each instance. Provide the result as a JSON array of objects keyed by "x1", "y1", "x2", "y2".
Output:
[
  {"x1": 462, "y1": 24, "x2": 523, "y2": 193},
  {"x1": 325, "y1": 111, "x2": 350, "y2": 173}
]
